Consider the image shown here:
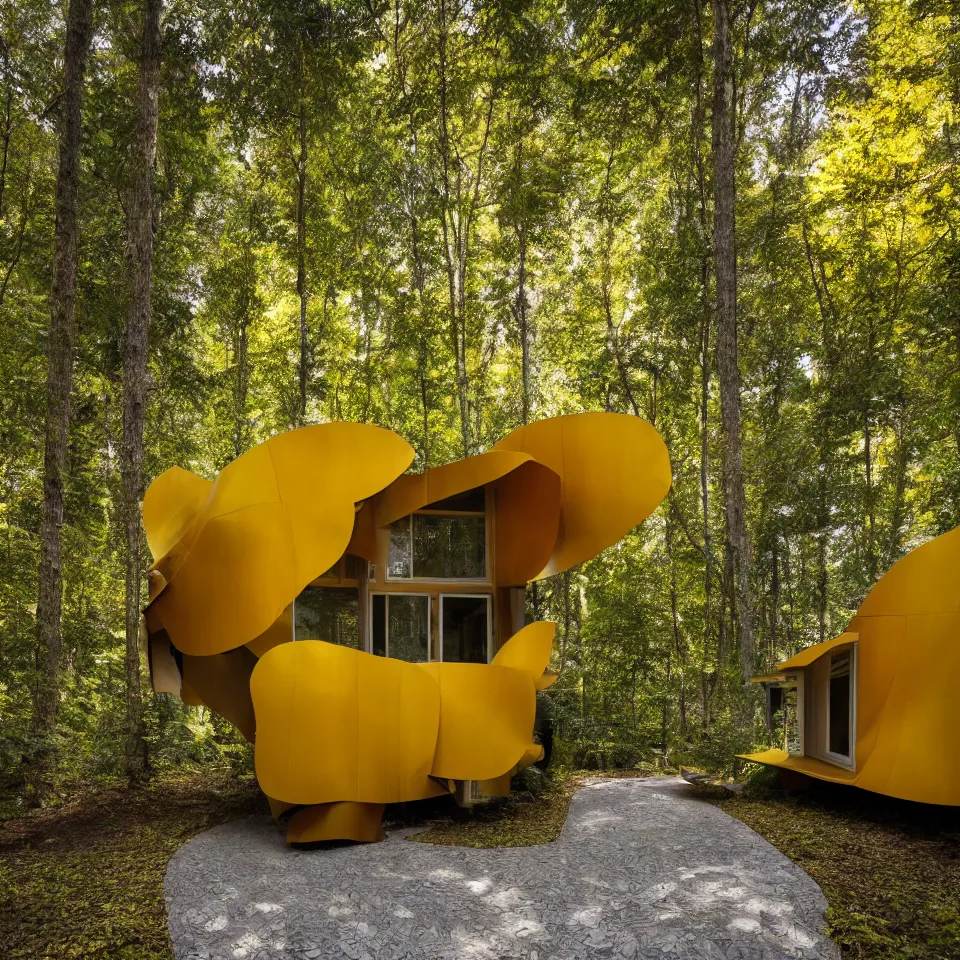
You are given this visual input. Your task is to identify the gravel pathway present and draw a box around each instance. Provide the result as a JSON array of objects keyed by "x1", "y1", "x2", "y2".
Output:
[{"x1": 165, "y1": 777, "x2": 838, "y2": 960}]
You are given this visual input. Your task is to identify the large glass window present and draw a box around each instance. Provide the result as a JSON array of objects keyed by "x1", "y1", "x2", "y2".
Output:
[
  {"x1": 294, "y1": 587, "x2": 359, "y2": 648},
  {"x1": 388, "y1": 514, "x2": 486, "y2": 579},
  {"x1": 441, "y1": 595, "x2": 490, "y2": 663},
  {"x1": 370, "y1": 594, "x2": 430, "y2": 662}
]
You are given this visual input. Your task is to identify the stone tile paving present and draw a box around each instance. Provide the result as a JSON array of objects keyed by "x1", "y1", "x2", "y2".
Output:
[{"x1": 165, "y1": 777, "x2": 839, "y2": 960}]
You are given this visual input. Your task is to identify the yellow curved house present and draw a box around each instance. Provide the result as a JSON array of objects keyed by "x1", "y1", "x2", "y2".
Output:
[
  {"x1": 741, "y1": 525, "x2": 960, "y2": 806},
  {"x1": 142, "y1": 413, "x2": 672, "y2": 842}
]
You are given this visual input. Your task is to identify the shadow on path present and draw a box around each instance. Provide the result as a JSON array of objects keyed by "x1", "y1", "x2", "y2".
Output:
[{"x1": 165, "y1": 777, "x2": 838, "y2": 960}]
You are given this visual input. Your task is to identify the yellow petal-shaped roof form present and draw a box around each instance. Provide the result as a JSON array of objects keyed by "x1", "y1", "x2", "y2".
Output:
[
  {"x1": 372, "y1": 449, "x2": 548, "y2": 527},
  {"x1": 493, "y1": 412, "x2": 672, "y2": 578},
  {"x1": 142, "y1": 466, "x2": 212, "y2": 561},
  {"x1": 775, "y1": 632, "x2": 858, "y2": 671},
  {"x1": 251, "y1": 640, "x2": 442, "y2": 806},
  {"x1": 145, "y1": 423, "x2": 413, "y2": 656},
  {"x1": 856, "y1": 524, "x2": 960, "y2": 617}
]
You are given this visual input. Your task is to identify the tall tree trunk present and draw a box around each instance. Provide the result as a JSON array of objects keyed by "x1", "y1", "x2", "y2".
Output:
[
  {"x1": 816, "y1": 470, "x2": 828, "y2": 643},
  {"x1": 863, "y1": 407, "x2": 876, "y2": 581},
  {"x1": 121, "y1": 0, "x2": 161, "y2": 784},
  {"x1": 666, "y1": 511, "x2": 686, "y2": 736},
  {"x1": 436, "y1": 0, "x2": 467, "y2": 455},
  {"x1": 435, "y1": 0, "x2": 494, "y2": 457},
  {"x1": 711, "y1": 0, "x2": 754, "y2": 682},
  {"x1": 296, "y1": 94, "x2": 308, "y2": 425},
  {"x1": 34, "y1": 0, "x2": 94, "y2": 740},
  {"x1": 693, "y1": 0, "x2": 716, "y2": 719},
  {"x1": 232, "y1": 205, "x2": 256, "y2": 460},
  {"x1": 517, "y1": 223, "x2": 532, "y2": 425}
]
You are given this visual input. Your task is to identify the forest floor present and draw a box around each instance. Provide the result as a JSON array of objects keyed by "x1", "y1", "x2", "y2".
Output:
[
  {"x1": 709, "y1": 775, "x2": 960, "y2": 960},
  {"x1": 1, "y1": 768, "x2": 958, "y2": 959},
  {"x1": 0, "y1": 770, "x2": 266, "y2": 960}
]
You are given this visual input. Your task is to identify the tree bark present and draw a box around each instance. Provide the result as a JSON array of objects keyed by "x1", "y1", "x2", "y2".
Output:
[
  {"x1": 435, "y1": 0, "x2": 495, "y2": 457},
  {"x1": 517, "y1": 223, "x2": 532, "y2": 425},
  {"x1": 296, "y1": 92, "x2": 308, "y2": 425},
  {"x1": 711, "y1": 0, "x2": 754, "y2": 682},
  {"x1": 34, "y1": 0, "x2": 94, "y2": 737},
  {"x1": 693, "y1": 0, "x2": 717, "y2": 723},
  {"x1": 121, "y1": 0, "x2": 161, "y2": 784}
]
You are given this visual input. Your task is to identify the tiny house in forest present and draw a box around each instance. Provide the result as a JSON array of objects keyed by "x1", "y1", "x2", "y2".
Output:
[
  {"x1": 742, "y1": 525, "x2": 960, "y2": 806},
  {"x1": 140, "y1": 414, "x2": 673, "y2": 843}
]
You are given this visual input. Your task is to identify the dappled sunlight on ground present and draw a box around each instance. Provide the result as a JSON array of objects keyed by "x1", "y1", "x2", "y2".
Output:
[{"x1": 165, "y1": 777, "x2": 838, "y2": 959}]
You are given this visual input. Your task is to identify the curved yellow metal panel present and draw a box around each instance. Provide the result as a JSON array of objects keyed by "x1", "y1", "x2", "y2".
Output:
[
  {"x1": 776, "y1": 632, "x2": 858, "y2": 671},
  {"x1": 286, "y1": 802, "x2": 385, "y2": 844},
  {"x1": 856, "y1": 524, "x2": 960, "y2": 618},
  {"x1": 372, "y1": 449, "x2": 539, "y2": 528},
  {"x1": 493, "y1": 412, "x2": 672, "y2": 578},
  {"x1": 746, "y1": 525, "x2": 960, "y2": 806},
  {"x1": 737, "y1": 749, "x2": 859, "y2": 784},
  {"x1": 517, "y1": 742, "x2": 545, "y2": 770},
  {"x1": 851, "y1": 611, "x2": 960, "y2": 805},
  {"x1": 537, "y1": 669, "x2": 558, "y2": 691},
  {"x1": 251, "y1": 640, "x2": 442, "y2": 806},
  {"x1": 181, "y1": 648, "x2": 258, "y2": 744},
  {"x1": 267, "y1": 796, "x2": 296, "y2": 821},
  {"x1": 478, "y1": 773, "x2": 511, "y2": 797},
  {"x1": 147, "y1": 424, "x2": 414, "y2": 656},
  {"x1": 246, "y1": 604, "x2": 292, "y2": 659},
  {"x1": 490, "y1": 461, "x2": 561, "y2": 586},
  {"x1": 142, "y1": 466, "x2": 212, "y2": 562},
  {"x1": 422, "y1": 661, "x2": 536, "y2": 782},
  {"x1": 491, "y1": 621, "x2": 555, "y2": 679}
]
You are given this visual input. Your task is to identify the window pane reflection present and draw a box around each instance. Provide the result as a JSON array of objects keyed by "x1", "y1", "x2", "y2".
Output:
[
  {"x1": 387, "y1": 594, "x2": 429, "y2": 662},
  {"x1": 414, "y1": 515, "x2": 485, "y2": 578},
  {"x1": 294, "y1": 587, "x2": 359, "y2": 648}
]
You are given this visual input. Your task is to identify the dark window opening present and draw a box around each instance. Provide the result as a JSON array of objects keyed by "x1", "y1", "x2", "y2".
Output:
[
  {"x1": 372, "y1": 594, "x2": 386, "y2": 657},
  {"x1": 442, "y1": 595, "x2": 489, "y2": 663},
  {"x1": 829, "y1": 651, "x2": 852, "y2": 758},
  {"x1": 424, "y1": 486, "x2": 485, "y2": 512}
]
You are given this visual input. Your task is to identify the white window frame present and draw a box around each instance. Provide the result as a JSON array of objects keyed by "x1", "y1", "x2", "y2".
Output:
[
  {"x1": 439, "y1": 593, "x2": 493, "y2": 664},
  {"x1": 386, "y1": 511, "x2": 489, "y2": 583},
  {"x1": 824, "y1": 645, "x2": 857, "y2": 770},
  {"x1": 368, "y1": 592, "x2": 432, "y2": 661}
]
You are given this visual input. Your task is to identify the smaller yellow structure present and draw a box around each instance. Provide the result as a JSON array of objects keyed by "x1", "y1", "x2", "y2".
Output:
[
  {"x1": 741, "y1": 525, "x2": 960, "y2": 806},
  {"x1": 142, "y1": 413, "x2": 672, "y2": 842}
]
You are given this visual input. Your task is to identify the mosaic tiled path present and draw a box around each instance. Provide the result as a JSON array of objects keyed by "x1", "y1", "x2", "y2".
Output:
[{"x1": 165, "y1": 777, "x2": 838, "y2": 960}]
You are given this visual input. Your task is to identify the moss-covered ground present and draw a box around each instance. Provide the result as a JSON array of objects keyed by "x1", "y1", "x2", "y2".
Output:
[
  {"x1": 710, "y1": 775, "x2": 960, "y2": 960},
  {"x1": 0, "y1": 772, "x2": 266, "y2": 960}
]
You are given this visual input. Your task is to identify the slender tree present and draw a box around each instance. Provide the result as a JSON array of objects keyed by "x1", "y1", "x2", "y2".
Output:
[
  {"x1": 120, "y1": 0, "x2": 162, "y2": 783},
  {"x1": 711, "y1": 0, "x2": 754, "y2": 681},
  {"x1": 34, "y1": 0, "x2": 94, "y2": 740}
]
